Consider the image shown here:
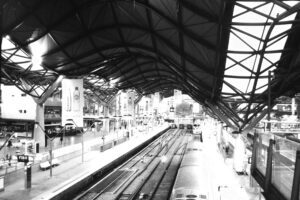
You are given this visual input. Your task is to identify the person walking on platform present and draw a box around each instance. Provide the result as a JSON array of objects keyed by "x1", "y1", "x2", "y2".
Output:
[
  {"x1": 60, "y1": 135, "x2": 63, "y2": 145},
  {"x1": 7, "y1": 140, "x2": 12, "y2": 148},
  {"x1": 225, "y1": 144, "x2": 229, "y2": 155},
  {"x1": 200, "y1": 131, "x2": 203, "y2": 142}
]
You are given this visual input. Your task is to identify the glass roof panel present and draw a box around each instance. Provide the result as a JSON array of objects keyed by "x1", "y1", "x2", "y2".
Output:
[
  {"x1": 222, "y1": 1, "x2": 297, "y2": 99},
  {"x1": 2, "y1": 36, "x2": 46, "y2": 70}
]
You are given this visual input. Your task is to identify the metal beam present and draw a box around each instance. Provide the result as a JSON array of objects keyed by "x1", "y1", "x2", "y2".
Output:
[
  {"x1": 242, "y1": 108, "x2": 269, "y2": 134},
  {"x1": 205, "y1": 101, "x2": 237, "y2": 130},
  {"x1": 211, "y1": 0, "x2": 234, "y2": 101},
  {"x1": 36, "y1": 75, "x2": 64, "y2": 104},
  {"x1": 84, "y1": 92, "x2": 108, "y2": 107},
  {"x1": 215, "y1": 101, "x2": 241, "y2": 128},
  {"x1": 43, "y1": 23, "x2": 215, "y2": 76},
  {"x1": 244, "y1": 2, "x2": 300, "y2": 122},
  {"x1": 134, "y1": 93, "x2": 143, "y2": 105},
  {"x1": 107, "y1": 91, "x2": 120, "y2": 106}
]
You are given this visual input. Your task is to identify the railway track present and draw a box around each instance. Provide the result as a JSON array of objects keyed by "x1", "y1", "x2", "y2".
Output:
[
  {"x1": 74, "y1": 128, "x2": 186, "y2": 200},
  {"x1": 114, "y1": 130, "x2": 187, "y2": 200}
]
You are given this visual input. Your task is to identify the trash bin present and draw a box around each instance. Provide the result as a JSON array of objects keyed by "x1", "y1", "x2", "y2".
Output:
[
  {"x1": 35, "y1": 142, "x2": 39, "y2": 153},
  {"x1": 24, "y1": 164, "x2": 31, "y2": 189}
]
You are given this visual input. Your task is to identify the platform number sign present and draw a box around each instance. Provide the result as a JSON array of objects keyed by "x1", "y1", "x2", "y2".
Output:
[{"x1": 17, "y1": 155, "x2": 29, "y2": 163}]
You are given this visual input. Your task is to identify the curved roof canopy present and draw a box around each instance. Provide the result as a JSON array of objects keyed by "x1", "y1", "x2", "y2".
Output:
[{"x1": 2, "y1": 0, "x2": 300, "y2": 130}]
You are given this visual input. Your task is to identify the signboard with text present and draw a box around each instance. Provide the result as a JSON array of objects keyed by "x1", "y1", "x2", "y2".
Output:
[{"x1": 17, "y1": 155, "x2": 29, "y2": 163}]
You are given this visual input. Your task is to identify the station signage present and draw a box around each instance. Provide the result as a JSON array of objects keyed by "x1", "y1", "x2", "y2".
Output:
[{"x1": 17, "y1": 155, "x2": 29, "y2": 163}]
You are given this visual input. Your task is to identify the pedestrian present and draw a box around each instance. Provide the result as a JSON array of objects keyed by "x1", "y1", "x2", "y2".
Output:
[
  {"x1": 7, "y1": 140, "x2": 12, "y2": 148},
  {"x1": 200, "y1": 132, "x2": 203, "y2": 142},
  {"x1": 60, "y1": 135, "x2": 63, "y2": 144},
  {"x1": 8, "y1": 155, "x2": 11, "y2": 166},
  {"x1": 225, "y1": 144, "x2": 229, "y2": 155}
]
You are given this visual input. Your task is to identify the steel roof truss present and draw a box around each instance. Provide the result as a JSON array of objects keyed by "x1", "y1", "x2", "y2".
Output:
[
  {"x1": 235, "y1": 2, "x2": 276, "y2": 21},
  {"x1": 232, "y1": 2, "x2": 268, "y2": 19},
  {"x1": 215, "y1": 101, "x2": 241, "y2": 128},
  {"x1": 217, "y1": 100, "x2": 244, "y2": 123},
  {"x1": 205, "y1": 101, "x2": 237, "y2": 130}
]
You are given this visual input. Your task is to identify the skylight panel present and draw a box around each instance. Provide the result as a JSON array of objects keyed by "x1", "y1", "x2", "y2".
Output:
[
  {"x1": 222, "y1": 1, "x2": 297, "y2": 100},
  {"x1": 285, "y1": 1, "x2": 299, "y2": 7}
]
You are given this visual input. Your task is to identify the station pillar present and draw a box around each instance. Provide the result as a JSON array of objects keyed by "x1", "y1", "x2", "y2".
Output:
[
  {"x1": 133, "y1": 104, "x2": 136, "y2": 127},
  {"x1": 233, "y1": 134, "x2": 247, "y2": 173},
  {"x1": 102, "y1": 106, "x2": 110, "y2": 135},
  {"x1": 34, "y1": 103, "x2": 45, "y2": 147}
]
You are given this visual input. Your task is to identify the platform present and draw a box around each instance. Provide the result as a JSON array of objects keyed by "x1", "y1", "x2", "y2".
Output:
[
  {"x1": 0, "y1": 125, "x2": 264, "y2": 200},
  {"x1": 0, "y1": 124, "x2": 167, "y2": 200},
  {"x1": 202, "y1": 132, "x2": 263, "y2": 200}
]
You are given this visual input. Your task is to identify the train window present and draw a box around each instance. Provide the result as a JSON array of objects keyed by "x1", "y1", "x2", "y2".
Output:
[
  {"x1": 187, "y1": 148, "x2": 201, "y2": 152},
  {"x1": 200, "y1": 194, "x2": 207, "y2": 199},
  {"x1": 176, "y1": 194, "x2": 184, "y2": 198},
  {"x1": 186, "y1": 194, "x2": 197, "y2": 198},
  {"x1": 187, "y1": 124, "x2": 193, "y2": 129},
  {"x1": 138, "y1": 193, "x2": 149, "y2": 199}
]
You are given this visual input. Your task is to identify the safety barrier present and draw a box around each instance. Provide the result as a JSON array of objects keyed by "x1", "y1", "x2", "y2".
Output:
[{"x1": 251, "y1": 132, "x2": 300, "y2": 200}]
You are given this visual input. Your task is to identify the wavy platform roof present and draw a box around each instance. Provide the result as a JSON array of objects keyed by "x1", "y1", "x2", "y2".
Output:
[{"x1": 1, "y1": 0, "x2": 300, "y2": 130}]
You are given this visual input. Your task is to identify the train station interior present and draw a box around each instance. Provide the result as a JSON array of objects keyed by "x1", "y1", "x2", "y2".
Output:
[{"x1": 1, "y1": 1, "x2": 300, "y2": 200}]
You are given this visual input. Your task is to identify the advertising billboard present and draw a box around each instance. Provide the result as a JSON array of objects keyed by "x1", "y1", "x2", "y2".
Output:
[{"x1": 62, "y1": 79, "x2": 84, "y2": 127}]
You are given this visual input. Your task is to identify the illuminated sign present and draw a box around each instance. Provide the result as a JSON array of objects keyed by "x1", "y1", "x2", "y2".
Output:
[{"x1": 17, "y1": 155, "x2": 29, "y2": 163}]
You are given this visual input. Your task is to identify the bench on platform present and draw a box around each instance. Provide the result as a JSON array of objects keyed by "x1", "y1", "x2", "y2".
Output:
[
  {"x1": 52, "y1": 158, "x2": 60, "y2": 166},
  {"x1": 40, "y1": 161, "x2": 50, "y2": 170},
  {"x1": 40, "y1": 159, "x2": 60, "y2": 170}
]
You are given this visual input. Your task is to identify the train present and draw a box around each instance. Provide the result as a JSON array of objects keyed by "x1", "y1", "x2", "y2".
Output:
[{"x1": 170, "y1": 141, "x2": 211, "y2": 200}]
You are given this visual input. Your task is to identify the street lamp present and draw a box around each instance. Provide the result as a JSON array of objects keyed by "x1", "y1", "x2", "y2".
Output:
[
  {"x1": 66, "y1": 119, "x2": 84, "y2": 163},
  {"x1": 34, "y1": 122, "x2": 57, "y2": 177}
]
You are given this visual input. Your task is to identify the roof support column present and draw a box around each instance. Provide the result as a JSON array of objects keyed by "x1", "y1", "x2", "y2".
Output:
[
  {"x1": 31, "y1": 75, "x2": 64, "y2": 147},
  {"x1": 34, "y1": 103, "x2": 46, "y2": 147},
  {"x1": 0, "y1": 2, "x2": 2, "y2": 105},
  {"x1": 0, "y1": 1, "x2": 2, "y2": 72},
  {"x1": 102, "y1": 105, "x2": 109, "y2": 136}
]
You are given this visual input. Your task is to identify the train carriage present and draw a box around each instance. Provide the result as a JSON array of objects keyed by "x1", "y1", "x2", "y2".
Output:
[{"x1": 171, "y1": 141, "x2": 211, "y2": 200}]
